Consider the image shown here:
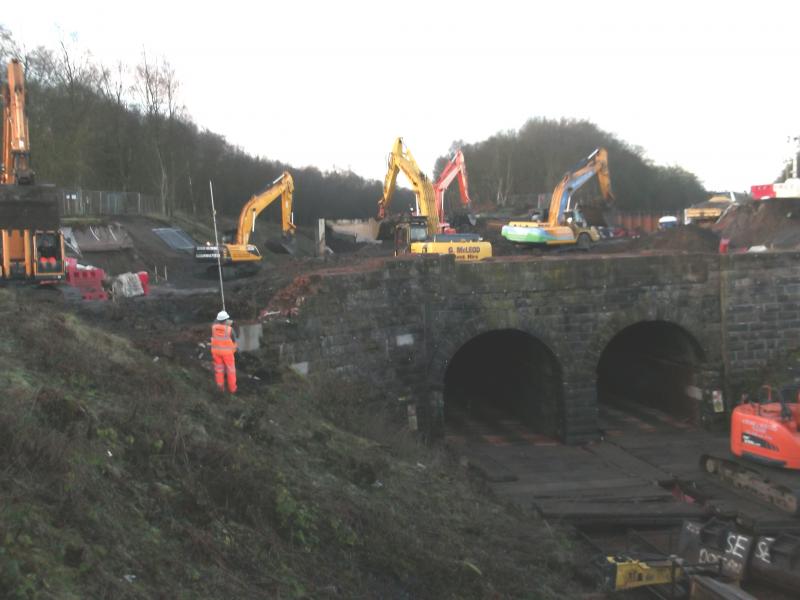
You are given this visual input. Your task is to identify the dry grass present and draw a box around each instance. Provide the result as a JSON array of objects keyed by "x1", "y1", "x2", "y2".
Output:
[{"x1": 0, "y1": 288, "x2": 588, "y2": 599}]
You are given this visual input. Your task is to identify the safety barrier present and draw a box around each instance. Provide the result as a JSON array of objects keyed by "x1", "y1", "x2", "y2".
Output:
[
  {"x1": 65, "y1": 258, "x2": 108, "y2": 301},
  {"x1": 137, "y1": 271, "x2": 150, "y2": 295}
]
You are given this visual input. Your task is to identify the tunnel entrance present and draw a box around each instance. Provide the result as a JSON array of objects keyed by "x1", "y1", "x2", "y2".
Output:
[
  {"x1": 597, "y1": 321, "x2": 705, "y2": 422},
  {"x1": 443, "y1": 329, "x2": 563, "y2": 439}
]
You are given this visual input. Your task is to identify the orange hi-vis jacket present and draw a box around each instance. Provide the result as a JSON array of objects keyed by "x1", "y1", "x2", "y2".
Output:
[{"x1": 210, "y1": 323, "x2": 237, "y2": 355}]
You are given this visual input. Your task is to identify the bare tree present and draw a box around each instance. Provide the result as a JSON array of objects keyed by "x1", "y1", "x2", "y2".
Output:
[{"x1": 135, "y1": 52, "x2": 184, "y2": 214}]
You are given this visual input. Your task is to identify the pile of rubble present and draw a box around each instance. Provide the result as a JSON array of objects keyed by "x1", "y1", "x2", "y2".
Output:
[{"x1": 713, "y1": 198, "x2": 800, "y2": 250}]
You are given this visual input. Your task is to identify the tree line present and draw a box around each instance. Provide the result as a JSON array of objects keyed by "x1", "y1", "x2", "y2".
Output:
[
  {"x1": 2, "y1": 26, "x2": 712, "y2": 228},
  {"x1": 434, "y1": 118, "x2": 709, "y2": 215},
  {"x1": 0, "y1": 26, "x2": 405, "y2": 226}
]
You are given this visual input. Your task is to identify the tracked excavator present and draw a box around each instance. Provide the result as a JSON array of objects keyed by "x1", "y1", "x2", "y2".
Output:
[
  {"x1": 1, "y1": 58, "x2": 66, "y2": 283},
  {"x1": 433, "y1": 150, "x2": 476, "y2": 234},
  {"x1": 377, "y1": 138, "x2": 491, "y2": 261},
  {"x1": 195, "y1": 171, "x2": 295, "y2": 279},
  {"x1": 701, "y1": 384, "x2": 800, "y2": 515},
  {"x1": 501, "y1": 148, "x2": 614, "y2": 249}
]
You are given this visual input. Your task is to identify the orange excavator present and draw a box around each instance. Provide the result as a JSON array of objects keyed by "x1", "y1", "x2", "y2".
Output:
[
  {"x1": 702, "y1": 384, "x2": 800, "y2": 515},
  {"x1": 1, "y1": 58, "x2": 66, "y2": 283},
  {"x1": 433, "y1": 150, "x2": 476, "y2": 234},
  {"x1": 194, "y1": 171, "x2": 295, "y2": 278}
]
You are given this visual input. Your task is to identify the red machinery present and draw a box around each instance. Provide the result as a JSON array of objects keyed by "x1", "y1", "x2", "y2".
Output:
[
  {"x1": 433, "y1": 150, "x2": 473, "y2": 234},
  {"x1": 731, "y1": 385, "x2": 800, "y2": 470},
  {"x1": 702, "y1": 385, "x2": 800, "y2": 516}
]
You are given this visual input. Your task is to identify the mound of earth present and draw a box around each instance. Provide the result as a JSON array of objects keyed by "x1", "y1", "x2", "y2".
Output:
[
  {"x1": 713, "y1": 198, "x2": 800, "y2": 249},
  {"x1": 628, "y1": 224, "x2": 720, "y2": 253}
]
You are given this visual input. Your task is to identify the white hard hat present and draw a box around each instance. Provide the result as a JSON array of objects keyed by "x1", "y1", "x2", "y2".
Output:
[{"x1": 216, "y1": 310, "x2": 230, "y2": 321}]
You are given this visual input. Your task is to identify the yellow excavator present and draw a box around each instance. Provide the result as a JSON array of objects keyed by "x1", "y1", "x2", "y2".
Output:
[
  {"x1": 501, "y1": 148, "x2": 614, "y2": 249},
  {"x1": 195, "y1": 171, "x2": 295, "y2": 278},
  {"x1": 1, "y1": 58, "x2": 66, "y2": 283},
  {"x1": 377, "y1": 137, "x2": 491, "y2": 262}
]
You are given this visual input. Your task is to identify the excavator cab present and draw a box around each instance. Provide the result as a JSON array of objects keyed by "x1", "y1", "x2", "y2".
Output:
[
  {"x1": 33, "y1": 231, "x2": 64, "y2": 278},
  {"x1": 394, "y1": 216, "x2": 428, "y2": 256}
]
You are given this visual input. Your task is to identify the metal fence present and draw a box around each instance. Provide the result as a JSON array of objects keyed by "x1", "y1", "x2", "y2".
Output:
[{"x1": 60, "y1": 189, "x2": 162, "y2": 217}]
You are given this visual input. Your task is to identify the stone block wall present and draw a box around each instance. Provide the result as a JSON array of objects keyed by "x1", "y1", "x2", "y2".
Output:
[{"x1": 260, "y1": 250, "x2": 800, "y2": 444}]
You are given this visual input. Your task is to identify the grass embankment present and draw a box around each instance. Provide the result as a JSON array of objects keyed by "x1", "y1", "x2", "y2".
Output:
[{"x1": 0, "y1": 288, "x2": 587, "y2": 599}]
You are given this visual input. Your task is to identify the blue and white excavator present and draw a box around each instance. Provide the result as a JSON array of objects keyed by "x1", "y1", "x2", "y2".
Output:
[{"x1": 501, "y1": 148, "x2": 614, "y2": 250}]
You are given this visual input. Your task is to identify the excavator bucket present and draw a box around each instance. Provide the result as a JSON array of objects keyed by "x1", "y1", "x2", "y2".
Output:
[
  {"x1": 0, "y1": 184, "x2": 61, "y2": 230},
  {"x1": 377, "y1": 215, "x2": 406, "y2": 241},
  {"x1": 448, "y1": 212, "x2": 478, "y2": 231},
  {"x1": 263, "y1": 234, "x2": 297, "y2": 255}
]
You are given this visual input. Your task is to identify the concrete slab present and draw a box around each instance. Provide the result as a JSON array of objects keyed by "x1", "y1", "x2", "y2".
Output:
[
  {"x1": 152, "y1": 228, "x2": 196, "y2": 252},
  {"x1": 236, "y1": 323, "x2": 263, "y2": 353}
]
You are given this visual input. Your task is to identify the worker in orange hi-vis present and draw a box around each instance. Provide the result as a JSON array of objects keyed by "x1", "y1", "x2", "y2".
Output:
[{"x1": 210, "y1": 310, "x2": 238, "y2": 394}]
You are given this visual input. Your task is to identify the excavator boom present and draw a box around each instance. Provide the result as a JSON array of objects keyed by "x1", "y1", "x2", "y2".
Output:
[
  {"x1": 377, "y1": 137, "x2": 440, "y2": 236},
  {"x1": 433, "y1": 150, "x2": 472, "y2": 227},
  {"x1": 1, "y1": 59, "x2": 33, "y2": 185},
  {"x1": 235, "y1": 171, "x2": 295, "y2": 246},
  {"x1": 546, "y1": 148, "x2": 613, "y2": 227}
]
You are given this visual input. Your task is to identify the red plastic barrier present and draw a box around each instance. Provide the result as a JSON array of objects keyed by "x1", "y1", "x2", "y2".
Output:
[
  {"x1": 751, "y1": 184, "x2": 775, "y2": 200},
  {"x1": 64, "y1": 262, "x2": 108, "y2": 301},
  {"x1": 137, "y1": 271, "x2": 150, "y2": 296},
  {"x1": 70, "y1": 269, "x2": 105, "y2": 285}
]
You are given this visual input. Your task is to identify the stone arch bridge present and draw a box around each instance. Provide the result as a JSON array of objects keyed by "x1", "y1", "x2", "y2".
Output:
[{"x1": 259, "y1": 252, "x2": 800, "y2": 443}]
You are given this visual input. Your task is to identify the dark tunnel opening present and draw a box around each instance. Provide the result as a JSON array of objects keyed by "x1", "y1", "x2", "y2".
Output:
[
  {"x1": 444, "y1": 330, "x2": 563, "y2": 439},
  {"x1": 597, "y1": 321, "x2": 705, "y2": 422}
]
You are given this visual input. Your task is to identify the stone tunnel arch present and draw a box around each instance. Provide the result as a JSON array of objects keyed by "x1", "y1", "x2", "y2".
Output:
[
  {"x1": 443, "y1": 329, "x2": 564, "y2": 439},
  {"x1": 596, "y1": 320, "x2": 706, "y2": 421}
]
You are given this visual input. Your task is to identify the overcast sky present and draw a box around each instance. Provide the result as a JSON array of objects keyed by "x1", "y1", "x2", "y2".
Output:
[{"x1": 4, "y1": 1, "x2": 800, "y2": 192}]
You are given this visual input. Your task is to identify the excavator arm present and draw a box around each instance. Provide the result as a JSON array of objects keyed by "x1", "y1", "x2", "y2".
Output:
[
  {"x1": 546, "y1": 147, "x2": 613, "y2": 226},
  {"x1": 433, "y1": 150, "x2": 472, "y2": 226},
  {"x1": 1, "y1": 59, "x2": 33, "y2": 185},
  {"x1": 376, "y1": 137, "x2": 440, "y2": 236},
  {"x1": 235, "y1": 171, "x2": 296, "y2": 247}
]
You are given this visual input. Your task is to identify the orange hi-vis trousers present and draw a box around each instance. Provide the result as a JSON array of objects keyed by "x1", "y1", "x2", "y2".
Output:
[
  {"x1": 210, "y1": 322, "x2": 237, "y2": 393},
  {"x1": 212, "y1": 350, "x2": 237, "y2": 393}
]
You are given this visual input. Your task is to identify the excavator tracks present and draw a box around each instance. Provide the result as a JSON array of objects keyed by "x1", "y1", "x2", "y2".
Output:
[{"x1": 700, "y1": 455, "x2": 800, "y2": 516}]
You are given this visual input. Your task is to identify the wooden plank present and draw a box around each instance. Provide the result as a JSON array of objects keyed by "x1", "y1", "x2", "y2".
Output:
[
  {"x1": 460, "y1": 454, "x2": 518, "y2": 483},
  {"x1": 493, "y1": 477, "x2": 647, "y2": 495},
  {"x1": 585, "y1": 441, "x2": 672, "y2": 481},
  {"x1": 532, "y1": 499, "x2": 709, "y2": 522}
]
